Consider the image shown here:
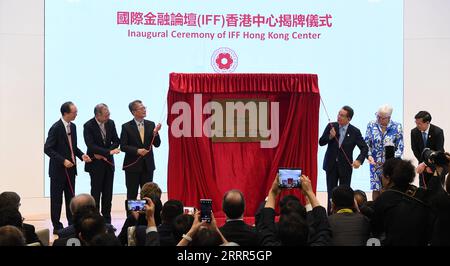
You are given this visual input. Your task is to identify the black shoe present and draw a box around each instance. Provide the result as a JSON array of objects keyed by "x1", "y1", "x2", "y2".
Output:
[{"x1": 53, "y1": 228, "x2": 61, "y2": 235}]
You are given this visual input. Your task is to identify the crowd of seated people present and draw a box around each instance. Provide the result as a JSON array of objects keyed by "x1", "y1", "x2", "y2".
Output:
[{"x1": 1, "y1": 157, "x2": 450, "y2": 246}]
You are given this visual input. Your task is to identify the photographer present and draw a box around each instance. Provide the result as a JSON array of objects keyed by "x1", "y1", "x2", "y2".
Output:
[
  {"x1": 176, "y1": 210, "x2": 229, "y2": 246},
  {"x1": 423, "y1": 151, "x2": 450, "y2": 245},
  {"x1": 256, "y1": 174, "x2": 331, "y2": 246},
  {"x1": 371, "y1": 159, "x2": 434, "y2": 246}
]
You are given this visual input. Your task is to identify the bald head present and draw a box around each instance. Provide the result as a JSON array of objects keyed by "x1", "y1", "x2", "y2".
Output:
[
  {"x1": 222, "y1": 190, "x2": 245, "y2": 219},
  {"x1": 70, "y1": 194, "x2": 96, "y2": 215}
]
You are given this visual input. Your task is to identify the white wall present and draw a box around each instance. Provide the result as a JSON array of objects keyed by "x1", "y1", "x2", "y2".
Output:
[{"x1": 1, "y1": 0, "x2": 450, "y2": 217}]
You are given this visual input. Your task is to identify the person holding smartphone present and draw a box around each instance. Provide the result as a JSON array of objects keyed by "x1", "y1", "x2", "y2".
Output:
[{"x1": 256, "y1": 174, "x2": 331, "y2": 246}]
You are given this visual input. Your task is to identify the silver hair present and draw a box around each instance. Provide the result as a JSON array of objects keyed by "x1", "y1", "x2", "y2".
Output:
[{"x1": 377, "y1": 104, "x2": 393, "y2": 116}]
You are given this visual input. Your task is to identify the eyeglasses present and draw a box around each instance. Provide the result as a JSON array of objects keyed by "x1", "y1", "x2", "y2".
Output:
[{"x1": 376, "y1": 113, "x2": 390, "y2": 120}]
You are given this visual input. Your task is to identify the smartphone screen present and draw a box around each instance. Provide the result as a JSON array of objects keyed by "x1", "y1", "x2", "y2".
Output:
[
  {"x1": 126, "y1": 200, "x2": 146, "y2": 212},
  {"x1": 278, "y1": 168, "x2": 302, "y2": 188},
  {"x1": 183, "y1": 207, "x2": 195, "y2": 215},
  {"x1": 199, "y1": 199, "x2": 212, "y2": 223}
]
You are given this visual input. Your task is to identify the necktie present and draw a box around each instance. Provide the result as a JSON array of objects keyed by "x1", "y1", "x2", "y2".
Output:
[
  {"x1": 422, "y1": 131, "x2": 428, "y2": 147},
  {"x1": 99, "y1": 123, "x2": 106, "y2": 144},
  {"x1": 339, "y1": 127, "x2": 345, "y2": 146},
  {"x1": 139, "y1": 122, "x2": 145, "y2": 143},
  {"x1": 67, "y1": 124, "x2": 75, "y2": 163}
]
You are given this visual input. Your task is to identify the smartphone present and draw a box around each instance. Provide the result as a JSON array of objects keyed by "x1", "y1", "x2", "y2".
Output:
[
  {"x1": 183, "y1": 207, "x2": 196, "y2": 215},
  {"x1": 126, "y1": 200, "x2": 146, "y2": 212},
  {"x1": 199, "y1": 199, "x2": 212, "y2": 223},
  {"x1": 278, "y1": 168, "x2": 302, "y2": 189}
]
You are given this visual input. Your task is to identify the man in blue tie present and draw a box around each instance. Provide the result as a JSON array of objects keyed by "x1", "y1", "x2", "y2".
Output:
[
  {"x1": 319, "y1": 106, "x2": 368, "y2": 214},
  {"x1": 411, "y1": 111, "x2": 445, "y2": 187}
]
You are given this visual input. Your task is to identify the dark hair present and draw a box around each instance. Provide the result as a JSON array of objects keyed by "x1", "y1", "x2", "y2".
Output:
[
  {"x1": 414, "y1": 111, "x2": 432, "y2": 123},
  {"x1": 390, "y1": 160, "x2": 416, "y2": 190},
  {"x1": 279, "y1": 195, "x2": 300, "y2": 210},
  {"x1": 342, "y1": 105, "x2": 354, "y2": 119},
  {"x1": 0, "y1": 191, "x2": 21, "y2": 210},
  {"x1": 278, "y1": 212, "x2": 309, "y2": 246},
  {"x1": 382, "y1": 158, "x2": 402, "y2": 179},
  {"x1": 161, "y1": 200, "x2": 184, "y2": 224},
  {"x1": 354, "y1": 190, "x2": 367, "y2": 207},
  {"x1": 79, "y1": 212, "x2": 106, "y2": 245},
  {"x1": 191, "y1": 227, "x2": 222, "y2": 246},
  {"x1": 280, "y1": 198, "x2": 306, "y2": 217},
  {"x1": 0, "y1": 225, "x2": 26, "y2": 246},
  {"x1": 94, "y1": 103, "x2": 108, "y2": 116},
  {"x1": 128, "y1": 100, "x2": 142, "y2": 113},
  {"x1": 173, "y1": 214, "x2": 194, "y2": 242},
  {"x1": 222, "y1": 190, "x2": 245, "y2": 219},
  {"x1": 60, "y1": 101, "x2": 74, "y2": 116},
  {"x1": 0, "y1": 207, "x2": 23, "y2": 228},
  {"x1": 331, "y1": 185, "x2": 355, "y2": 210},
  {"x1": 90, "y1": 232, "x2": 121, "y2": 246},
  {"x1": 73, "y1": 205, "x2": 99, "y2": 235}
]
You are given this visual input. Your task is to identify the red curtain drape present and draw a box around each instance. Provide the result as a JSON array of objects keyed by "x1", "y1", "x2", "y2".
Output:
[{"x1": 167, "y1": 73, "x2": 320, "y2": 217}]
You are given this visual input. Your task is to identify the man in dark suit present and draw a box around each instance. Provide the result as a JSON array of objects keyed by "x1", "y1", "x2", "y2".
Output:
[
  {"x1": 83, "y1": 104, "x2": 120, "y2": 223},
  {"x1": 319, "y1": 106, "x2": 368, "y2": 214},
  {"x1": 411, "y1": 111, "x2": 445, "y2": 187},
  {"x1": 44, "y1": 102, "x2": 92, "y2": 234},
  {"x1": 219, "y1": 190, "x2": 259, "y2": 246},
  {"x1": 121, "y1": 100, "x2": 161, "y2": 203}
]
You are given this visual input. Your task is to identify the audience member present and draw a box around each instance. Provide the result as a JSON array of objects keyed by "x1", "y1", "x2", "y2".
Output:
[
  {"x1": 219, "y1": 190, "x2": 259, "y2": 246},
  {"x1": 328, "y1": 185, "x2": 370, "y2": 246},
  {"x1": 0, "y1": 225, "x2": 26, "y2": 246}
]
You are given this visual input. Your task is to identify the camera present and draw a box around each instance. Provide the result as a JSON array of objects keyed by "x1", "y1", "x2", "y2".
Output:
[{"x1": 421, "y1": 148, "x2": 450, "y2": 170}]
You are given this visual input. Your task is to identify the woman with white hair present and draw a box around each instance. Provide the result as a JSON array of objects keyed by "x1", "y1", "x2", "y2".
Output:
[{"x1": 365, "y1": 104, "x2": 404, "y2": 200}]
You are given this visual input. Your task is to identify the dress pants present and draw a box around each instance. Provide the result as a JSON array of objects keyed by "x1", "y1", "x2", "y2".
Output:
[
  {"x1": 124, "y1": 164, "x2": 153, "y2": 213},
  {"x1": 50, "y1": 167, "x2": 76, "y2": 230},
  {"x1": 326, "y1": 163, "x2": 352, "y2": 214},
  {"x1": 89, "y1": 161, "x2": 114, "y2": 224}
]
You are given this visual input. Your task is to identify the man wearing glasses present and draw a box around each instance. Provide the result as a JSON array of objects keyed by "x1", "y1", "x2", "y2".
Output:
[
  {"x1": 83, "y1": 103, "x2": 120, "y2": 224},
  {"x1": 44, "y1": 101, "x2": 92, "y2": 234},
  {"x1": 120, "y1": 100, "x2": 161, "y2": 205},
  {"x1": 319, "y1": 105, "x2": 368, "y2": 214}
]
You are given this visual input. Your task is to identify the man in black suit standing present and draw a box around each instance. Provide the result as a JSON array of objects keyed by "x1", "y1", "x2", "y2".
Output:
[
  {"x1": 411, "y1": 111, "x2": 445, "y2": 187},
  {"x1": 121, "y1": 100, "x2": 161, "y2": 203},
  {"x1": 44, "y1": 102, "x2": 92, "y2": 234},
  {"x1": 319, "y1": 106, "x2": 368, "y2": 214},
  {"x1": 83, "y1": 104, "x2": 120, "y2": 224}
]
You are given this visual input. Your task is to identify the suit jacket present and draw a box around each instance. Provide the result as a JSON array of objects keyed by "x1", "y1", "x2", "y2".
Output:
[
  {"x1": 83, "y1": 118, "x2": 120, "y2": 172},
  {"x1": 328, "y1": 212, "x2": 370, "y2": 246},
  {"x1": 120, "y1": 119, "x2": 161, "y2": 172},
  {"x1": 219, "y1": 220, "x2": 260, "y2": 246},
  {"x1": 23, "y1": 223, "x2": 43, "y2": 246},
  {"x1": 319, "y1": 122, "x2": 368, "y2": 176},
  {"x1": 44, "y1": 119, "x2": 84, "y2": 177},
  {"x1": 411, "y1": 124, "x2": 444, "y2": 162}
]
